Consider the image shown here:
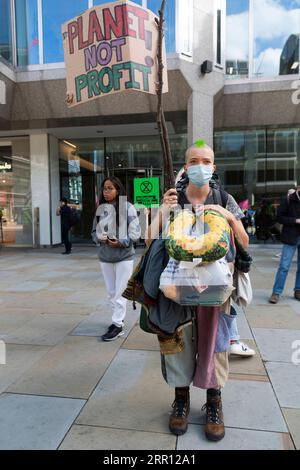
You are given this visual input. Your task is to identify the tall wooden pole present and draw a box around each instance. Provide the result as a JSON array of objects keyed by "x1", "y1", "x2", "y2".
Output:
[{"x1": 155, "y1": 0, "x2": 175, "y2": 190}]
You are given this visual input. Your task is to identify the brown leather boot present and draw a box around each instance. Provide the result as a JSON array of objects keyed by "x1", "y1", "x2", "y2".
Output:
[
  {"x1": 169, "y1": 387, "x2": 190, "y2": 436},
  {"x1": 269, "y1": 293, "x2": 279, "y2": 304},
  {"x1": 202, "y1": 389, "x2": 225, "y2": 442},
  {"x1": 294, "y1": 290, "x2": 300, "y2": 301}
]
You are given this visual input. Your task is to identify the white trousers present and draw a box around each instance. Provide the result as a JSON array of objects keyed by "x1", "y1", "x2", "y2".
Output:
[{"x1": 100, "y1": 260, "x2": 134, "y2": 327}]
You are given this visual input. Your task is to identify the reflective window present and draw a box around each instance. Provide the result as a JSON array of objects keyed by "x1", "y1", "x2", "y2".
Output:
[
  {"x1": 214, "y1": 128, "x2": 300, "y2": 242},
  {"x1": 0, "y1": 0, "x2": 13, "y2": 63},
  {"x1": 253, "y1": 0, "x2": 300, "y2": 78},
  {"x1": 15, "y1": 0, "x2": 39, "y2": 66},
  {"x1": 42, "y1": 0, "x2": 89, "y2": 63},
  {"x1": 226, "y1": 0, "x2": 249, "y2": 78},
  {"x1": 0, "y1": 138, "x2": 32, "y2": 246},
  {"x1": 59, "y1": 131, "x2": 187, "y2": 242},
  {"x1": 148, "y1": 0, "x2": 176, "y2": 53}
]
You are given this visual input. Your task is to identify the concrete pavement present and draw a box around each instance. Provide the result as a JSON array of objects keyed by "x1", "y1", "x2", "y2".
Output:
[{"x1": 0, "y1": 245, "x2": 299, "y2": 450}]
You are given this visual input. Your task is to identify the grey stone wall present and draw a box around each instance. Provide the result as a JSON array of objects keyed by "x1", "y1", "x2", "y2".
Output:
[
  {"x1": 215, "y1": 82, "x2": 300, "y2": 129},
  {"x1": 0, "y1": 70, "x2": 15, "y2": 129},
  {"x1": 10, "y1": 70, "x2": 191, "y2": 127}
]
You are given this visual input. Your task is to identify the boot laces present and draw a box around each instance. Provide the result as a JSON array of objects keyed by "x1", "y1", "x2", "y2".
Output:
[
  {"x1": 201, "y1": 403, "x2": 221, "y2": 425},
  {"x1": 172, "y1": 399, "x2": 188, "y2": 418}
]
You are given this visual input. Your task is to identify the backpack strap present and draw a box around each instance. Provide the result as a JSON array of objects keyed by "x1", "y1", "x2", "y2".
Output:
[{"x1": 211, "y1": 188, "x2": 229, "y2": 208}]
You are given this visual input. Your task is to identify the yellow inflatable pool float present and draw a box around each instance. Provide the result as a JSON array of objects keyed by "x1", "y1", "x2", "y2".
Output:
[{"x1": 166, "y1": 209, "x2": 231, "y2": 263}]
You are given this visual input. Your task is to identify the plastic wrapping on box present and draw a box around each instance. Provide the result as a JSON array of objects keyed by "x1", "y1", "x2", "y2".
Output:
[{"x1": 159, "y1": 257, "x2": 234, "y2": 306}]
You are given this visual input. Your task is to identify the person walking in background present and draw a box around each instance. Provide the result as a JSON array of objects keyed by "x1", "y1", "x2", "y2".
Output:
[
  {"x1": 269, "y1": 186, "x2": 300, "y2": 304},
  {"x1": 92, "y1": 177, "x2": 141, "y2": 341},
  {"x1": 56, "y1": 198, "x2": 73, "y2": 255}
]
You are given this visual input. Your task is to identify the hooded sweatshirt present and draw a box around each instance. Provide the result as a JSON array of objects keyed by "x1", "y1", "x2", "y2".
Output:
[{"x1": 91, "y1": 201, "x2": 141, "y2": 263}]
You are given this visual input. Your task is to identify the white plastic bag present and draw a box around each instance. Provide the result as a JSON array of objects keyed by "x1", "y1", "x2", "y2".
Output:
[
  {"x1": 159, "y1": 257, "x2": 234, "y2": 306},
  {"x1": 231, "y1": 270, "x2": 253, "y2": 307}
]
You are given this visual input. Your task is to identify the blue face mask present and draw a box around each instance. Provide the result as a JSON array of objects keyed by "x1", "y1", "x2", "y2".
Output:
[{"x1": 187, "y1": 164, "x2": 213, "y2": 188}]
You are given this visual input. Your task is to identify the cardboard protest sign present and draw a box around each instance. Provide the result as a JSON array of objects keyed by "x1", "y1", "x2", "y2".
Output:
[{"x1": 62, "y1": 0, "x2": 168, "y2": 107}]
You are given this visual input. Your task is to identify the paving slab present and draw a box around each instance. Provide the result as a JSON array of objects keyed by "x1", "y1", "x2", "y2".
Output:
[
  {"x1": 286, "y1": 298, "x2": 300, "y2": 314},
  {"x1": 33, "y1": 271, "x2": 74, "y2": 280},
  {"x1": 122, "y1": 325, "x2": 160, "y2": 351},
  {"x1": 235, "y1": 310, "x2": 254, "y2": 340},
  {"x1": 177, "y1": 425, "x2": 294, "y2": 450},
  {"x1": 252, "y1": 328, "x2": 300, "y2": 362},
  {"x1": 250, "y1": 289, "x2": 290, "y2": 306},
  {"x1": 228, "y1": 339, "x2": 267, "y2": 376},
  {"x1": 0, "y1": 344, "x2": 50, "y2": 393},
  {"x1": 1, "y1": 292, "x2": 70, "y2": 309},
  {"x1": 246, "y1": 306, "x2": 300, "y2": 329},
  {"x1": 8, "y1": 336, "x2": 119, "y2": 399},
  {"x1": 71, "y1": 272, "x2": 102, "y2": 281},
  {"x1": 188, "y1": 380, "x2": 287, "y2": 432},
  {"x1": 256, "y1": 266, "x2": 280, "y2": 274},
  {"x1": 266, "y1": 363, "x2": 300, "y2": 409},
  {"x1": 71, "y1": 308, "x2": 139, "y2": 339},
  {"x1": 63, "y1": 290, "x2": 107, "y2": 307},
  {"x1": 76, "y1": 349, "x2": 172, "y2": 433},
  {"x1": 37, "y1": 304, "x2": 93, "y2": 316},
  {"x1": 59, "y1": 424, "x2": 176, "y2": 450},
  {"x1": 282, "y1": 408, "x2": 300, "y2": 450},
  {"x1": 0, "y1": 393, "x2": 85, "y2": 450},
  {"x1": 1, "y1": 313, "x2": 85, "y2": 346},
  {"x1": 0, "y1": 311, "x2": 39, "y2": 334},
  {"x1": 1, "y1": 281, "x2": 49, "y2": 292}
]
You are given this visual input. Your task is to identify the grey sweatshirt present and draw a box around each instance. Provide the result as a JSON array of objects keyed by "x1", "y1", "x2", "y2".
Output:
[{"x1": 91, "y1": 201, "x2": 141, "y2": 263}]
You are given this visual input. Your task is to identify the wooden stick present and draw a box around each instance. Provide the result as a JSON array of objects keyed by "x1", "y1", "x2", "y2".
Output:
[{"x1": 156, "y1": 0, "x2": 175, "y2": 190}]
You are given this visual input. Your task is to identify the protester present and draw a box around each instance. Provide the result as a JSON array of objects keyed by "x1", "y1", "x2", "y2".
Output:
[
  {"x1": 269, "y1": 185, "x2": 300, "y2": 304},
  {"x1": 177, "y1": 169, "x2": 255, "y2": 358},
  {"x1": 92, "y1": 177, "x2": 141, "y2": 341},
  {"x1": 56, "y1": 198, "x2": 73, "y2": 255},
  {"x1": 145, "y1": 142, "x2": 249, "y2": 442}
]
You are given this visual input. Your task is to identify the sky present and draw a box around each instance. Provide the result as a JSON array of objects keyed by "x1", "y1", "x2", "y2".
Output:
[{"x1": 227, "y1": 0, "x2": 300, "y2": 76}]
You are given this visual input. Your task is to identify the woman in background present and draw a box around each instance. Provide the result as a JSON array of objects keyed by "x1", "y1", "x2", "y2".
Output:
[{"x1": 92, "y1": 177, "x2": 141, "y2": 341}]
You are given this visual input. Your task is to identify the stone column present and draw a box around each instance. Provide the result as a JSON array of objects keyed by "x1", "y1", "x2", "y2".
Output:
[
  {"x1": 49, "y1": 135, "x2": 61, "y2": 245},
  {"x1": 188, "y1": 91, "x2": 214, "y2": 148},
  {"x1": 30, "y1": 133, "x2": 51, "y2": 246}
]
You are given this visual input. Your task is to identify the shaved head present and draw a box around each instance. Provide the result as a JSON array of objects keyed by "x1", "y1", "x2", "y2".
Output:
[{"x1": 185, "y1": 144, "x2": 215, "y2": 163}]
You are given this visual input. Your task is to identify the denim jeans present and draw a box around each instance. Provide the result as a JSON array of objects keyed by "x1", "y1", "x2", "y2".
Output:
[{"x1": 273, "y1": 237, "x2": 300, "y2": 295}]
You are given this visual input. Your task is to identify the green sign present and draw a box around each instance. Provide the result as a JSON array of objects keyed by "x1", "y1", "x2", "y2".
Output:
[{"x1": 134, "y1": 177, "x2": 160, "y2": 208}]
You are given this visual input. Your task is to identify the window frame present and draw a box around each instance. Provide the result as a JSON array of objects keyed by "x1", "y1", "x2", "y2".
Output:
[
  {"x1": 214, "y1": 0, "x2": 226, "y2": 69},
  {"x1": 10, "y1": 0, "x2": 186, "y2": 70}
]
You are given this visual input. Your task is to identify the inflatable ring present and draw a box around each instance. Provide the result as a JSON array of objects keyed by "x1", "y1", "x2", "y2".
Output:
[{"x1": 166, "y1": 209, "x2": 231, "y2": 263}]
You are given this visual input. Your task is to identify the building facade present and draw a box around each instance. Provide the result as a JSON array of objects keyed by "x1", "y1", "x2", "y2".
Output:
[{"x1": 0, "y1": 0, "x2": 300, "y2": 246}]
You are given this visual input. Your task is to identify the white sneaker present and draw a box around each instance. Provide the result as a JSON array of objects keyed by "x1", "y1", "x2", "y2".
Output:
[{"x1": 229, "y1": 341, "x2": 256, "y2": 357}]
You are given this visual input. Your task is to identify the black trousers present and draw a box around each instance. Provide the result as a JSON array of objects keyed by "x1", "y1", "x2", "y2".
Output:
[{"x1": 62, "y1": 227, "x2": 72, "y2": 253}]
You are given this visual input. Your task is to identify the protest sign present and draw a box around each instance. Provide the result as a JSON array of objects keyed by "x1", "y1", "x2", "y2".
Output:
[
  {"x1": 134, "y1": 177, "x2": 160, "y2": 208},
  {"x1": 62, "y1": 0, "x2": 168, "y2": 107}
]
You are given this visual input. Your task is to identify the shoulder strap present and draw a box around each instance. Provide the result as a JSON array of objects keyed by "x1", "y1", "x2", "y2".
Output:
[{"x1": 212, "y1": 188, "x2": 229, "y2": 208}]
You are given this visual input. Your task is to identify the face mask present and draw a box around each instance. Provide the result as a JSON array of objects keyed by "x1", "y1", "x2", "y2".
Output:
[{"x1": 187, "y1": 164, "x2": 213, "y2": 188}]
